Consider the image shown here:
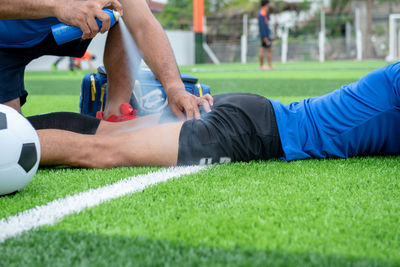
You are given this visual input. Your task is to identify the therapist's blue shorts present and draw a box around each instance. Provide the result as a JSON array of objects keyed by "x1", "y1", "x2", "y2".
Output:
[{"x1": 0, "y1": 33, "x2": 91, "y2": 105}]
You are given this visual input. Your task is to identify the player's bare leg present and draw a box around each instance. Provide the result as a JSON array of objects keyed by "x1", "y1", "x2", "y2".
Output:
[
  {"x1": 95, "y1": 114, "x2": 163, "y2": 136},
  {"x1": 116, "y1": 122, "x2": 183, "y2": 166},
  {"x1": 37, "y1": 121, "x2": 183, "y2": 168},
  {"x1": 103, "y1": 24, "x2": 133, "y2": 118},
  {"x1": 259, "y1": 46, "x2": 267, "y2": 70},
  {"x1": 267, "y1": 46, "x2": 275, "y2": 70}
]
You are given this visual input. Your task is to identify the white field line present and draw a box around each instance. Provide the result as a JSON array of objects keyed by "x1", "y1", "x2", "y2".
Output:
[{"x1": 0, "y1": 166, "x2": 205, "y2": 243}]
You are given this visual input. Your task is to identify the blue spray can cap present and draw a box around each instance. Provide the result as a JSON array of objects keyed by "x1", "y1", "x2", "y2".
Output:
[{"x1": 51, "y1": 9, "x2": 120, "y2": 45}]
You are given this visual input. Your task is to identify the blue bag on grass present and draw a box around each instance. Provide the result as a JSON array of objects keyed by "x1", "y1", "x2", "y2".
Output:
[
  {"x1": 79, "y1": 66, "x2": 108, "y2": 117},
  {"x1": 80, "y1": 66, "x2": 211, "y2": 117}
]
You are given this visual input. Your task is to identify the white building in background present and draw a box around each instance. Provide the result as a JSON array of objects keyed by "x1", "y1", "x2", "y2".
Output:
[{"x1": 274, "y1": 0, "x2": 330, "y2": 33}]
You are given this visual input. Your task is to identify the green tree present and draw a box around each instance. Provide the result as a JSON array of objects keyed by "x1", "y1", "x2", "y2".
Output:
[
  {"x1": 156, "y1": 0, "x2": 254, "y2": 30},
  {"x1": 156, "y1": 0, "x2": 193, "y2": 30}
]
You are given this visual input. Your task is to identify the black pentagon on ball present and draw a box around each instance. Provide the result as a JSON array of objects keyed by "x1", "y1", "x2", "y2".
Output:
[
  {"x1": 18, "y1": 143, "x2": 38, "y2": 173},
  {"x1": 0, "y1": 112, "x2": 7, "y2": 130}
]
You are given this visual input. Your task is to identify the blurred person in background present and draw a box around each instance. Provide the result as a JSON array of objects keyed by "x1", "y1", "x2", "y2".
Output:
[
  {"x1": 258, "y1": 0, "x2": 275, "y2": 70},
  {"x1": 51, "y1": 57, "x2": 75, "y2": 72},
  {"x1": 74, "y1": 50, "x2": 96, "y2": 70}
]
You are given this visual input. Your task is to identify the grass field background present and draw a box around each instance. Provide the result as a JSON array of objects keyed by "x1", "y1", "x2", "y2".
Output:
[{"x1": 1, "y1": 60, "x2": 400, "y2": 266}]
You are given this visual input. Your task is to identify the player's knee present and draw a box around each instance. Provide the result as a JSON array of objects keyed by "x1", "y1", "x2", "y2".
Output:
[{"x1": 2, "y1": 98, "x2": 21, "y2": 113}]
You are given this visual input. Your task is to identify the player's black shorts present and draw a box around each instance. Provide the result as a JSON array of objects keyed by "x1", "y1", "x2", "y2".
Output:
[
  {"x1": 261, "y1": 38, "x2": 272, "y2": 48},
  {"x1": 0, "y1": 33, "x2": 91, "y2": 105},
  {"x1": 177, "y1": 93, "x2": 284, "y2": 165}
]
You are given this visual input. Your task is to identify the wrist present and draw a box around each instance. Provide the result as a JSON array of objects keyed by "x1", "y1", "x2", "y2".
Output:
[
  {"x1": 48, "y1": 0, "x2": 61, "y2": 18},
  {"x1": 29, "y1": 0, "x2": 59, "y2": 18},
  {"x1": 164, "y1": 81, "x2": 185, "y2": 95}
]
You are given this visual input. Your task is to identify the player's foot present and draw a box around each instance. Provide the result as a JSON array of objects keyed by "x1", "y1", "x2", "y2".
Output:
[
  {"x1": 96, "y1": 103, "x2": 139, "y2": 122},
  {"x1": 260, "y1": 65, "x2": 269, "y2": 70},
  {"x1": 268, "y1": 65, "x2": 276, "y2": 70}
]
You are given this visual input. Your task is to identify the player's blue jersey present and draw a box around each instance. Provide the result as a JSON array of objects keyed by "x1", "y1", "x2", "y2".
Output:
[
  {"x1": 0, "y1": 18, "x2": 59, "y2": 48},
  {"x1": 270, "y1": 63, "x2": 400, "y2": 161},
  {"x1": 258, "y1": 7, "x2": 270, "y2": 39}
]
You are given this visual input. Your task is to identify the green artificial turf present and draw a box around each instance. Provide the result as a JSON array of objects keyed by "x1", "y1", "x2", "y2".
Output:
[
  {"x1": 0, "y1": 167, "x2": 160, "y2": 219},
  {"x1": 1, "y1": 60, "x2": 399, "y2": 266},
  {"x1": 2, "y1": 158, "x2": 399, "y2": 266}
]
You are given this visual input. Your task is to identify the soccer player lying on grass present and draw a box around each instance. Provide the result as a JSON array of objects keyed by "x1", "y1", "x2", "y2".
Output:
[{"x1": 28, "y1": 63, "x2": 400, "y2": 168}]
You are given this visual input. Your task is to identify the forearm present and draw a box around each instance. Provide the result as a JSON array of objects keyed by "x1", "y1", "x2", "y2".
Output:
[
  {"x1": 120, "y1": 0, "x2": 184, "y2": 95},
  {"x1": 137, "y1": 21, "x2": 184, "y2": 94},
  {"x1": 0, "y1": 0, "x2": 57, "y2": 19}
]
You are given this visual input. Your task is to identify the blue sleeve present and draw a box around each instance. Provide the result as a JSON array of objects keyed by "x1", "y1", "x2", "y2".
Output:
[
  {"x1": 0, "y1": 18, "x2": 59, "y2": 48},
  {"x1": 272, "y1": 62, "x2": 400, "y2": 161}
]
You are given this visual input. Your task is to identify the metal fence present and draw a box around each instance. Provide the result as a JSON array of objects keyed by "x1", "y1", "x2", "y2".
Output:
[{"x1": 206, "y1": 36, "x2": 389, "y2": 63}]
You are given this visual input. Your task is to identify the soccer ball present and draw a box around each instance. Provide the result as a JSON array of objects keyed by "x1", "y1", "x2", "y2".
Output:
[{"x1": 0, "y1": 104, "x2": 40, "y2": 196}]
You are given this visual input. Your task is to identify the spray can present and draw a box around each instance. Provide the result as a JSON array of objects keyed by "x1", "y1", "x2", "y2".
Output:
[{"x1": 51, "y1": 9, "x2": 120, "y2": 45}]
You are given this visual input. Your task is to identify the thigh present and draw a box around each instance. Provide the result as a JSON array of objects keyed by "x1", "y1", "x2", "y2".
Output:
[
  {"x1": 260, "y1": 39, "x2": 267, "y2": 48},
  {"x1": 177, "y1": 93, "x2": 283, "y2": 165},
  {"x1": 0, "y1": 34, "x2": 92, "y2": 105},
  {"x1": 0, "y1": 47, "x2": 31, "y2": 104}
]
